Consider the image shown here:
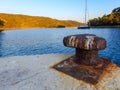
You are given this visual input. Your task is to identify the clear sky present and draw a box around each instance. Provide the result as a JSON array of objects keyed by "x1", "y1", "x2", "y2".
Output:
[{"x1": 0, "y1": 0, "x2": 119, "y2": 22}]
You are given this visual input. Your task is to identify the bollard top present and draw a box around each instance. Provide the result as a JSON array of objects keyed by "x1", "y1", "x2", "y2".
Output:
[{"x1": 63, "y1": 34, "x2": 106, "y2": 50}]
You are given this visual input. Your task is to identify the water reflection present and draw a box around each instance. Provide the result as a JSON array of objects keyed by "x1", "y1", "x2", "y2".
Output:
[{"x1": 0, "y1": 31, "x2": 5, "y2": 57}]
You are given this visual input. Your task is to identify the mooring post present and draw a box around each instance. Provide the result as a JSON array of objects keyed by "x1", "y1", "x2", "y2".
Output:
[
  {"x1": 54, "y1": 34, "x2": 111, "y2": 84},
  {"x1": 63, "y1": 34, "x2": 106, "y2": 66}
]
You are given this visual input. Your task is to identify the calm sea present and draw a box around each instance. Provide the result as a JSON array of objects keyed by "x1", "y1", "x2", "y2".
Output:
[{"x1": 0, "y1": 28, "x2": 120, "y2": 66}]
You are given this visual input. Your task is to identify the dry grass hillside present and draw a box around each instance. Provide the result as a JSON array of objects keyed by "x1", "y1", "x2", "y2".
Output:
[{"x1": 0, "y1": 13, "x2": 81, "y2": 29}]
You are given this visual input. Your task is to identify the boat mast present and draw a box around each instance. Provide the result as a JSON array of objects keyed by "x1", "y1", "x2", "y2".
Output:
[{"x1": 85, "y1": 0, "x2": 87, "y2": 24}]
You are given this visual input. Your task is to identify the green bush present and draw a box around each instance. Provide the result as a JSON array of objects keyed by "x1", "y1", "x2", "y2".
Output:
[{"x1": 88, "y1": 7, "x2": 120, "y2": 26}]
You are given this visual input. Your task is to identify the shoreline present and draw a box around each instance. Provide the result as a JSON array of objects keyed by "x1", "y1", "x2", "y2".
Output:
[
  {"x1": 0, "y1": 27, "x2": 55, "y2": 31},
  {"x1": 0, "y1": 25, "x2": 119, "y2": 31},
  {"x1": 0, "y1": 27, "x2": 75, "y2": 31},
  {"x1": 91, "y1": 25, "x2": 120, "y2": 28}
]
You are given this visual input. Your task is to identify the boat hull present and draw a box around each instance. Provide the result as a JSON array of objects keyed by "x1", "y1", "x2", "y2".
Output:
[{"x1": 77, "y1": 26, "x2": 90, "y2": 29}]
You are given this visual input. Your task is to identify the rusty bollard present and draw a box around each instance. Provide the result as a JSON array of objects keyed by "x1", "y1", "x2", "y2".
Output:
[
  {"x1": 53, "y1": 34, "x2": 112, "y2": 84},
  {"x1": 63, "y1": 34, "x2": 106, "y2": 66}
]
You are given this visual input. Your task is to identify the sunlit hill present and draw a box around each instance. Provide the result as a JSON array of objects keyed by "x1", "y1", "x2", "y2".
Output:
[{"x1": 0, "y1": 13, "x2": 81, "y2": 29}]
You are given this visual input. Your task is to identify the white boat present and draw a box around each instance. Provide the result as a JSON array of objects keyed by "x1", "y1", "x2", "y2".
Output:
[
  {"x1": 77, "y1": 25, "x2": 90, "y2": 29},
  {"x1": 78, "y1": 0, "x2": 90, "y2": 29}
]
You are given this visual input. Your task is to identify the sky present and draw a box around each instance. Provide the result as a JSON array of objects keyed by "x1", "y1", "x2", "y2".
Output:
[{"x1": 0, "y1": 0, "x2": 120, "y2": 22}]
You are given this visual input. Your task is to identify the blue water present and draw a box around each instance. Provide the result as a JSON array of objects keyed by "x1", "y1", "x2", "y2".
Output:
[{"x1": 0, "y1": 28, "x2": 120, "y2": 66}]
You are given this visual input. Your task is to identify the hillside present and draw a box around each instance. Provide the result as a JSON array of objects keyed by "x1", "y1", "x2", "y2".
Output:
[
  {"x1": 89, "y1": 7, "x2": 120, "y2": 26},
  {"x1": 0, "y1": 13, "x2": 81, "y2": 29}
]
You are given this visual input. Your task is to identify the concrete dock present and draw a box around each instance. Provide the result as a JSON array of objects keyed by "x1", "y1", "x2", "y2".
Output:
[{"x1": 0, "y1": 54, "x2": 120, "y2": 90}]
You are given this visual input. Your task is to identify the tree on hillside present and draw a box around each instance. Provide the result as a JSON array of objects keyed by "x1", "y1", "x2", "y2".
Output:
[
  {"x1": 88, "y1": 7, "x2": 120, "y2": 26},
  {"x1": 112, "y1": 7, "x2": 120, "y2": 13},
  {"x1": 0, "y1": 20, "x2": 4, "y2": 27}
]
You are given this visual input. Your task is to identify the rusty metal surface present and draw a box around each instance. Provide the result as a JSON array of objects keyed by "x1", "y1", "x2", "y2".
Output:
[
  {"x1": 53, "y1": 56, "x2": 111, "y2": 84},
  {"x1": 55, "y1": 34, "x2": 112, "y2": 84},
  {"x1": 75, "y1": 49, "x2": 100, "y2": 65},
  {"x1": 63, "y1": 34, "x2": 106, "y2": 50}
]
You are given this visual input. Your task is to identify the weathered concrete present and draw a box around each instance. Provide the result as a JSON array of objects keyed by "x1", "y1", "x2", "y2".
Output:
[{"x1": 0, "y1": 54, "x2": 119, "y2": 90}]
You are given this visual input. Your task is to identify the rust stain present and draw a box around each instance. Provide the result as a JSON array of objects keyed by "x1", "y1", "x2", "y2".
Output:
[
  {"x1": 95, "y1": 63, "x2": 118, "y2": 88},
  {"x1": 63, "y1": 34, "x2": 106, "y2": 50},
  {"x1": 53, "y1": 56, "x2": 113, "y2": 85}
]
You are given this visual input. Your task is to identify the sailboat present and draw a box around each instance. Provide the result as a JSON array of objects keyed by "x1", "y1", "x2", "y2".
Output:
[{"x1": 77, "y1": 0, "x2": 90, "y2": 29}]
